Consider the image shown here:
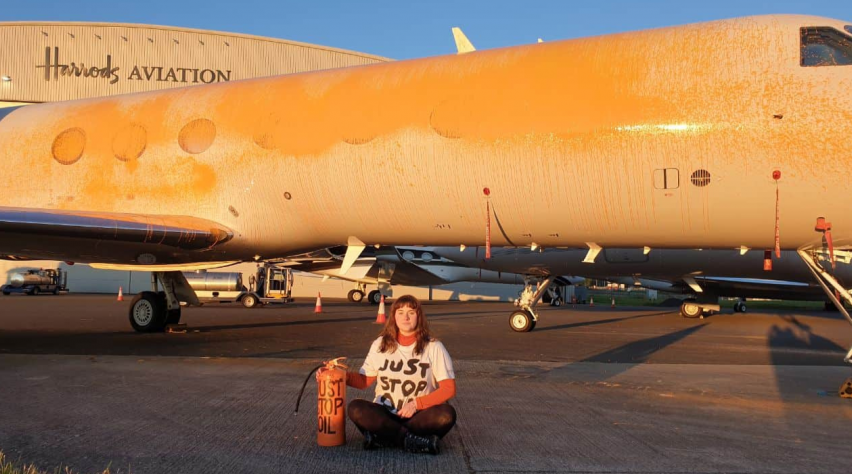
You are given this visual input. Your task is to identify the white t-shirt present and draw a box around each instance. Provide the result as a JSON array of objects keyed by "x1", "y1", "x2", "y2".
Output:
[{"x1": 360, "y1": 337, "x2": 455, "y2": 414}]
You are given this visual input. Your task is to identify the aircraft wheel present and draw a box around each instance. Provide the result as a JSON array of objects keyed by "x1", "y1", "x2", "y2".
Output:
[
  {"x1": 242, "y1": 294, "x2": 259, "y2": 308},
  {"x1": 53, "y1": 286, "x2": 60, "y2": 295},
  {"x1": 680, "y1": 302, "x2": 702, "y2": 318},
  {"x1": 348, "y1": 289, "x2": 365, "y2": 303},
  {"x1": 2, "y1": 291, "x2": 9, "y2": 296},
  {"x1": 509, "y1": 310, "x2": 534, "y2": 332},
  {"x1": 541, "y1": 292, "x2": 553, "y2": 304},
  {"x1": 738, "y1": 303, "x2": 746, "y2": 313},
  {"x1": 550, "y1": 297, "x2": 563, "y2": 307},
  {"x1": 368, "y1": 290, "x2": 382, "y2": 305},
  {"x1": 129, "y1": 291, "x2": 167, "y2": 333},
  {"x1": 31, "y1": 287, "x2": 39, "y2": 296}
]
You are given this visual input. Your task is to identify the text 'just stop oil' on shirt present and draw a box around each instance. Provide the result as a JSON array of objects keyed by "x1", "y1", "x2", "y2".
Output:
[{"x1": 360, "y1": 337, "x2": 455, "y2": 414}]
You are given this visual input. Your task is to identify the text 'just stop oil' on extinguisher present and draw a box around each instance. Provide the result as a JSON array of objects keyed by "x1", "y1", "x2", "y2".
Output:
[{"x1": 294, "y1": 357, "x2": 348, "y2": 446}]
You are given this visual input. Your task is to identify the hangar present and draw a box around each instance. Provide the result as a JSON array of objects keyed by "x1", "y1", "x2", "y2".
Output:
[{"x1": 0, "y1": 21, "x2": 388, "y2": 107}]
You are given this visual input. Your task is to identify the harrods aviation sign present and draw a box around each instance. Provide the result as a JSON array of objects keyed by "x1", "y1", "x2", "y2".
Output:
[{"x1": 35, "y1": 47, "x2": 232, "y2": 85}]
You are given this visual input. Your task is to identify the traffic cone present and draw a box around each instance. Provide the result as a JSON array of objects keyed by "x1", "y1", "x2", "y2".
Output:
[
  {"x1": 589, "y1": 297, "x2": 594, "y2": 307},
  {"x1": 611, "y1": 297, "x2": 615, "y2": 309},
  {"x1": 314, "y1": 292, "x2": 322, "y2": 313},
  {"x1": 375, "y1": 295, "x2": 386, "y2": 324},
  {"x1": 117, "y1": 286, "x2": 124, "y2": 302}
]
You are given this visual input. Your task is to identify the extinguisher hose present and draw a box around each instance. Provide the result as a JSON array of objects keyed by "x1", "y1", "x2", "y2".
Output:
[{"x1": 294, "y1": 364, "x2": 325, "y2": 415}]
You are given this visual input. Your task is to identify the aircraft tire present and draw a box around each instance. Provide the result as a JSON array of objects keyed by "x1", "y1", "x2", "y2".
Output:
[
  {"x1": 368, "y1": 290, "x2": 381, "y2": 305},
  {"x1": 129, "y1": 291, "x2": 167, "y2": 333},
  {"x1": 242, "y1": 294, "x2": 259, "y2": 309},
  {"x1": 155, "y1": 292, "x2": 183, "y2": 325},
  {"x1": 550, "y1": 297, "x2": 563, "y2": 307},
  {"x1": 680, "y1": 302, "x2": 702, "y2": 318},
  {"x1": 739, "y1": 303, "x2": 746, "y2": 313},
  {"x1": 31, "y1": 287, "x2": 39, "y2": 296},
  {"x1": 509, "y1": 310, "x2": 534, "y2": 332},
  {"x1": 348, "y1": 290, "x2": 365, "y2": 303}
]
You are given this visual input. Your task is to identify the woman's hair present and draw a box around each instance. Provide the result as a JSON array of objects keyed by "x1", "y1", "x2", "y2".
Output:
[{"x1": 378, "y1": 294, "x2": 433, "y2": 355}]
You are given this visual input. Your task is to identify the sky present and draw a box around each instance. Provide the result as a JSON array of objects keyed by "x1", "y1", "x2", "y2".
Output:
[{"x1": 5, "y1": 0, "x2": 852, "y2": 59}]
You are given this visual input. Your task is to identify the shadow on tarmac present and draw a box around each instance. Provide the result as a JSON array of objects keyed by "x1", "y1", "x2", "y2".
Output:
[
  {"x1": 535, "y1": 311, "x2": 677, "y2": 332},
  {"x1": 581, "y1": 324, "x2": 708, "y2": 364}
]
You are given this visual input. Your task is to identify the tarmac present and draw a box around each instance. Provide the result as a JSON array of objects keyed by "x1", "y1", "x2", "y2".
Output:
[{"x1": 2, "y1": 295, "x2": 852, "y2": 473}]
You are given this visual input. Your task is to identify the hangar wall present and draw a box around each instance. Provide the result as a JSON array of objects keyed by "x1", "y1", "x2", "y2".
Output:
[{"x1": 0, "y1": 22, "x2": 388, "y2": 103}]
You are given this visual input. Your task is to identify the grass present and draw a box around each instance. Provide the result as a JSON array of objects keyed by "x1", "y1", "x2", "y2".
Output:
[{"x1": 0, "y1": 452, "x2": 113, "y2": 474}]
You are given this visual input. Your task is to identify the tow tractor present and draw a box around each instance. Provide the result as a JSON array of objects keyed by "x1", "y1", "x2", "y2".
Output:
[
  {"x1": 1, "y1": 268, "x2": 68, "y2": 295},
  {"x1": 183, "y1": 264, "x2": 294, "y2": 308}
]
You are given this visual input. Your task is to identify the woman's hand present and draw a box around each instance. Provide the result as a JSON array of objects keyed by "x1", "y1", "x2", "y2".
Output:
[
  {"x1": 315, "y1": 367, "x2": 328, "y2": 382},
  {"x1": 398, "y1": 400, "x2": 417, "y2": 419}
]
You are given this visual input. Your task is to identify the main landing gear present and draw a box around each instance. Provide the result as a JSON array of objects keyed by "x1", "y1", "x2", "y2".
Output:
[
  {"x1": 347, "y1": 283, "x2": 367, "y2": 303},
  {"x1": 129, "y1": 271, "x2": 198, "y2": 333},
  {"x1": 509, "y1": 276, "x2": 555, "y2": 333},
  {"x1": 679, "y1": 299, "x2": 721, "y2": 318}
]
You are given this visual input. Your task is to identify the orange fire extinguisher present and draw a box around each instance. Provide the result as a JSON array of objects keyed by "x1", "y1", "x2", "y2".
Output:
[{"x1": 295, "y1": 357, "x2": 348, "y2": 446}]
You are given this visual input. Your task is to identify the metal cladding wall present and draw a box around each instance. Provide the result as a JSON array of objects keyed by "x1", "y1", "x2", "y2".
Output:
[{"x1": 0, "y1": 22, "x2": 389, "y2": 103}]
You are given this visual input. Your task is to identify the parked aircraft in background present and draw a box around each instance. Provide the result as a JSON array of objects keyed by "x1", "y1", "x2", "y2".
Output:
[
  {"x1": 2, "y1": 15, "x2": 852, "y2": 349},
  {"x1": 435, "y1": 247, "x2": 852, "y2": 327},
  {"x1": 284, "y1": 246, "x2": 580, "y2": 304}
]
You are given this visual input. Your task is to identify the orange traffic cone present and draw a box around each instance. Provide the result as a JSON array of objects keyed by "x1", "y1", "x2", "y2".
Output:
[
  {"x1": 314, "y1": 292, "x2": 322, "y2": 313},
  {"x1": 375, "y1": 295, "x2": 386, "y2": 324},
  {"x1": 589, "y1": 296, "x2": 594, "y2": 307},
  {"x1": 117, "y1": 286, "x2": 124, "y2": 302}
]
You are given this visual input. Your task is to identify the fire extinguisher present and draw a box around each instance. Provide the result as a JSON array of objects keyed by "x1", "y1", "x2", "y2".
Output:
[{"x1": 295, "y1": 357, "x2": 348, "y2": 446}]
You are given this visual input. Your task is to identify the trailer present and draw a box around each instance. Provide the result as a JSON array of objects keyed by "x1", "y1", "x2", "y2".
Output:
[
  {"x1": 184, "y1": 264, "x2": 293, "y2": 308},
  {"x1": 1, "y1": 268, "x2": 68, "y2": 295}
]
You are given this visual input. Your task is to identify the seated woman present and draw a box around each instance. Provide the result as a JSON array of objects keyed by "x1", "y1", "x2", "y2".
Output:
[{"x1": 347, "y1": 294, "x2": 456, "y2": 454}]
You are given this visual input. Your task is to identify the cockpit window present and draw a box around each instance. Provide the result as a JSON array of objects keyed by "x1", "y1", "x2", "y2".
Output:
[{"x1": 801, "y1": 27, "x2": 852, "y2": 67}]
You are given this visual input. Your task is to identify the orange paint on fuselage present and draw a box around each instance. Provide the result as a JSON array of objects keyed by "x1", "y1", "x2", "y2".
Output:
[{"x1": 1, "y1": 14, "x2": 852, "y2": 264}]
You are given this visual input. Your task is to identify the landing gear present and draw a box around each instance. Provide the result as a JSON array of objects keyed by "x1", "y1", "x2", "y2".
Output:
[
  {"x1": 679, "y1": 299, "x2": 720, "y2": 318},
  {"x1": 680, "y1": 301, "x2": 702, "y2": 318},
  {"x1": 128, "y1": 272, "x2": 198, "y2": 333},
  {"x1": 368, "y1": 290, "x2": 382, "y2": 305},
  {"x1": 509, "y1": 276, "x2": 555, "y2": 333},
  {"x1": 129, "y1": 291, "x2": 166, "y2": 332},
  {"x1": 509, "y1": 309, "x2": 535, "y2": 332},
  {"x1": 348, "y1": 283, "x2": 367, "y2": 303},
  {"x1": 733, "y1": 299, "x2": 747, "y2": 313}
]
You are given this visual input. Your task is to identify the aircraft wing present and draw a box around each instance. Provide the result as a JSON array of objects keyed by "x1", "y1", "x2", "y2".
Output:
[{"x1": 0, "y1": 206, "x2": 233, "y2": 266}]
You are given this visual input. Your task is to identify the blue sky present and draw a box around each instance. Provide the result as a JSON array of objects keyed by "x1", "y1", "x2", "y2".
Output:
[{"x1": 5, "y1": 1, "x2": 852, "y2": 59}]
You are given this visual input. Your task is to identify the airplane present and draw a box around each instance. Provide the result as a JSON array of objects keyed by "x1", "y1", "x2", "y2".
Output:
[
  {"x1": 433, "y1": 246, "x2": 852, "y2": 325},
  {"x1": 283, "y1": 245, "x2": 580, "y2": 303},
  {"x1": 2, "y1": 15, "x2": 852, "y2": 351}
]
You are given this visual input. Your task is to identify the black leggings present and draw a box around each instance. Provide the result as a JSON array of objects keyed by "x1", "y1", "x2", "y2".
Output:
[{"x1": 348, "y1": 399, "x2": 456, "y2": 444}]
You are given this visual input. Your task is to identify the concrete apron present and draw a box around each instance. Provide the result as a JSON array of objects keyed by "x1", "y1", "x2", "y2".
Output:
[{"x1": 1, "y1": 355, "x2": 851, "y2": 474}]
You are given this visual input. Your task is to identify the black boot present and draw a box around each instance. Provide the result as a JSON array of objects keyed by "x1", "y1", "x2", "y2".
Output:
[
  {"x1": 403, "y1": 432, "x2": 440, "y2": 455},
  {"x1": 362, "y1": 431, "x2": 383, "y2": 450}
]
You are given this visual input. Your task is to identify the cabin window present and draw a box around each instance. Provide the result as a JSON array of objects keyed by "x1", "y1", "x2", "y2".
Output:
[{"x1": 801, "y1": 27, "x2": 852, "y2": 67}]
